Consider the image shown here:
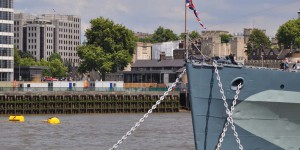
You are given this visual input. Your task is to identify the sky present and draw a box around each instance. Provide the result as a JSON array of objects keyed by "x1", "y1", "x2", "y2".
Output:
[{"x1": 15, "y1": 0, "x2": 300, "y2": 39}]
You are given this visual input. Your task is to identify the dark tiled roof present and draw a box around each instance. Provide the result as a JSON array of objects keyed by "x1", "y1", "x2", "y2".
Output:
[
  {"x1": 131, "y1": 59, "x2": 185, "y2": 68},
  {"x1": 176, "y1": 67, "x2": 186, "y2": 73},
  {"x1": 277, "y1": 49, "x2": 292, "y2": 59}
]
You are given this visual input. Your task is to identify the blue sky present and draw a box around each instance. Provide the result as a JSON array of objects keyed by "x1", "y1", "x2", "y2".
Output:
[{"x1": 15, "y1": 0, "x2": 300, "y2": 38}]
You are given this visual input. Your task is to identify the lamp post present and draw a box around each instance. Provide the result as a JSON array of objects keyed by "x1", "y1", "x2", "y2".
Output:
[
  {"x1": 260, "y1": 44, "x2": 264, "y2": 67},
  {"x1": 18, "y1": 65, "x2": 21, "y2": 81},
  {"x1": 261, "y1": 54, "x2": 264, "y2": 67}
]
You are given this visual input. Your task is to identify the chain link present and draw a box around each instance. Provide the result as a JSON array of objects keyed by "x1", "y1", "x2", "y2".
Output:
[
  {"x1": 213, "y1": 61, "x2": 244, "y2": 150},
  {"x1": 109, "y1": 69, "x2": 186, "y2": 150}
]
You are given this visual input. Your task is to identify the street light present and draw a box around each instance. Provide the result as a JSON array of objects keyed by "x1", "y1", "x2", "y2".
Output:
[
  {"x1": 261, "y1": 54, "x2": 264, "y2": 67},
  {"x1": 260, "y1": 44, "x2": 264, "y2": 67},
  {"x1": 18, "y1": 65, "x2": 21, "y2": 81}
]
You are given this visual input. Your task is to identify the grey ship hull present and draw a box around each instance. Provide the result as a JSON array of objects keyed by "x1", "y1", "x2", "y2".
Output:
[{"x1": 186, "y1": 63, "x2": 300, "y2": 150}]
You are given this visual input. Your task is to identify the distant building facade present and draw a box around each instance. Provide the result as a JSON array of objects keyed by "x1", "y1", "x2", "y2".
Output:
[
  {"x1": 199, "y1": 29, "x2": 274, "y2": 62},
  {"x1": 123, "y1": 42, "x2": 152, "y2": 71},
  {"x1": 14, "y1": 13, "x2": 81, "y2": 66},
  {"x1": 201, "y1": 30, "x2": 231, "y2": 58},
  {"x1": 136, "y1": 42, "x2": 152, "y2": 60},
  {"x1": 134, "y1": 32, "x2": 151, "y2": 39},
  {"x1": 230, "y1": 36, "x2": 246, "y2": 61},
  {"x1": 152, "y1": 40, "x2": 180, "y2": 60},
  {"x1": 0, "y1": 0, "x2": 14, "y2": 81}
]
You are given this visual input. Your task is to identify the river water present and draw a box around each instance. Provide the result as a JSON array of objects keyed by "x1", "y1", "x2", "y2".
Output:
[{"x1": 0, "y1": 112, "x2": 195, "y2": 150}]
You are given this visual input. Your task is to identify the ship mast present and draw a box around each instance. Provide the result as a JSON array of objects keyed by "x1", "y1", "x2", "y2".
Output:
[
  {"x1": 184, "y1": 0, "x2": 189, "y2": 60},
  {"x1": 184, "y1": 0, "x2": 187, "y2": 35}
]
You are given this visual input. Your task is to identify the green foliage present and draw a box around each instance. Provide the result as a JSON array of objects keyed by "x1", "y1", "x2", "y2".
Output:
[
  {"x1": 137, "y1": 26, "x2": 181, "y2": 43},
  {"x1": 36, "y1": 58, "x2": 67, "y2": 78},
  {"x1": 64, "y1": 61, "x2": 73, "y2": 73},
  {"x1": 19, "y1": 51, "x2": 34, "y2": 59},
  {"x1": 246, "y1": 29, "x2": 271, "y2": 55},
  {"x1": 14, "y1": 49, "x2": 36, "y2": 67},
  {"x1": 151, "y1": 26, "x2": 179, "y2": 43},
  {"x1": 180, "y1": 30, "x2": 201, "y2": 42},
  {"x1": 77, "y1": 45, "x2": 114, "y2": 77},
  {"x1": 36, "y1": 59, "x2": 49, "y2": 66},
  {"x1": 220, "y1": 34, "x2": 233, "y2": 43},
  {"x1": 19, "y1": 57, "x2": 36, "y2": 66},
  {"x1": 14, "y1": 50, "x2": 67, "y2": 77},
  {"x1": 49, "y1": 59, "x2": 68, "y2": 78},
  {"x1": 79, "y1": 17, "x2": 137, "y2": 80},
  {"x1": 179, "y1": 33, "x2": 185, "y2": 41},
  {"x1": 85, "y1": 17, "x2": 137, "y2": 55},
  {"x1": 14, "y1": 48, "x2": 21, "y2": 66},
  {"x1": 49, "y1": 53, "x2": 63, "y2": 62},
  {"x1": 138, "y1": 36, "x2": 152, "y2": 43},
  {"x1": 37, "y1": 59, "x2": 51, "y2": 76},
  {"x1": 189, "y1": 31, "x2": 201, "y2": 41},
  {"x1": 49, "y1": 53, "x2": 71, "y2": 75},
  {"x1": 78, "y1": 45, "x2": 107, "y2": 71},
  {"x1": 276, "y1": 18, "x2": 300, "y2": 49}
]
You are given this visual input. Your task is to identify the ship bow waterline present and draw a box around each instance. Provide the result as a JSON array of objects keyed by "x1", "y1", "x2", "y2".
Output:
[{"x1": 186, "y1": 63, "x2": 300, "y2": 150}]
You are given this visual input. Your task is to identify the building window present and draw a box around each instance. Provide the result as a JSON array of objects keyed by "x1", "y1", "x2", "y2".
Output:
[
  {"x1": 0, "y1": 0, "x2": 13, "y2": 8},
  {"x1": 0, "y1": 11, "x2": 13, "y2": 20},
  {"x1": 0, "y1": 36, "x2": 12, "y2": 44},
  {"x1": 0, "y1": 24, "x2": 12, "y2": 32},
  {"x1": 0, "y1": 48, "x2": 13, "y2": 56}
]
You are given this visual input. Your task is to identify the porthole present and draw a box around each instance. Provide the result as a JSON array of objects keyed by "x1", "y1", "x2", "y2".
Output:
[
  {"x1": 231, "y1": 77, "x2": 244, "y2": 90},
  {"x1": 280, "y1": 84, "x2": 284, "y2": 89}
]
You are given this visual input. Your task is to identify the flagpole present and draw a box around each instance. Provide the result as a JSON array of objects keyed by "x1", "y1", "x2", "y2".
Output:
[
  {"x1": 185, "y1": 0, "x2": 187, "y2": 35},
  {"x1": 185, "y1": 0, "x2": 188, "y2": 60}
]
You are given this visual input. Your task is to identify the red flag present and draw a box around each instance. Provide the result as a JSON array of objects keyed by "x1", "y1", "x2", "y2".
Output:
[{"x1": 186, "y1": 0, "x2": 206, "y2": 29}]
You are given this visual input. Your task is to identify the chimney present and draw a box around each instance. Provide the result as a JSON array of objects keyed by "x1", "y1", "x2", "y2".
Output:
[
  {"x1": 179, "y1": 41, "x2": 184, "y2": 49},
  {"x1": 159, "y1": 52, "x2": 166, "y2": 61},
  {"x1": 298, "y1": 9, "x2": 300, "y2": 19}
]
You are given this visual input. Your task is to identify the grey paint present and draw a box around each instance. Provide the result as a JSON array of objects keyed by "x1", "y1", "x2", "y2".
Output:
[{"x1": 186, "y1": 63, "x2": 300, "y2": 150}]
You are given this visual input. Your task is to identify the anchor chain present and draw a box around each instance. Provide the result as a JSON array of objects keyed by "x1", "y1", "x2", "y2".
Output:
[
  {"x1": 109, "y1": 69, "x2": 186, "y2": 150},
  {"x1": 212, "y1": 61, "x2": 244, "y2": 150}
]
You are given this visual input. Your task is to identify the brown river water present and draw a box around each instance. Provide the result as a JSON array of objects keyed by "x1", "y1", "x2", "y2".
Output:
[{"x1": 0, "y1": 112, "x2": 195, "y2": 150}]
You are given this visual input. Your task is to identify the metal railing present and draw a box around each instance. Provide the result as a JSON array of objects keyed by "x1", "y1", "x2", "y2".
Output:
[{"x1": 0, "y1": 87, "x2": 182, "y2": 92}]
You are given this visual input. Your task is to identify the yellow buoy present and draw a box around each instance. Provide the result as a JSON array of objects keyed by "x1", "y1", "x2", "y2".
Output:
[
  {"x1": 47, "y1": 117, "x2": 60, "y2": 124},
  {"x1": 9, "y1": 115, "x2": 25, "y2": 122}
]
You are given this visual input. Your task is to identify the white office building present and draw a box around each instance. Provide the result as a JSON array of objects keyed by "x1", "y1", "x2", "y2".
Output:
[
  {"x1": 0, "y1": 0, "x2": 14, "y2": 81},
  {"x1": 14, "y1": 13, "x2": 81, "y2": 66}
]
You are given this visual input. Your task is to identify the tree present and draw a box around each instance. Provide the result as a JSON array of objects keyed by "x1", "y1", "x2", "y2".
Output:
[
  {"x1": 14, "y1": 48, "x2": 21, "y2": 66},
  {"x1": 35, "y1": 55, "x2": 67, "y2": 78},
  {"x1": 78, "y1": 17, "x2": 137, "y2": 80},
  {"x1": 138, "y1": 36, "x2": 152, "y2": 43},
  {"x1": 180, "y1": 30, "x2": 201, "y2": 41},
  {"x1": 189, "y1": 31, "x2": 201, "y2": 41},
  {"x1": 151, "y1": 26, "x2": 179, "y2": 43},
  {"x1": 49, "y1": 59, "x2": 68, "y2": 78},
  {"x1": 37, "y1": 59, "x2": 51, "y2": 76},
  {"x1": 19, "y1": 51, "x2": 34, "y2": 59},
  {"x1": 49, "y1": 53, "x2": 63, "y2": 62},
  {"x1": 276, "y1": 19, "x2": 300, "y2": 50},
  {"x1": 19, "y1": 57, "x2": 36, "y2": 66},
  {"x1": 64, "y1": 61, "x2": 73, "y2": 73},
  {"x1": 245, "y1": 29, "x2": 271, "y2": 55},
  {"x1": 220, "y1": 33, "x2": 233, "y2": 43},
  {"x1": 78, "y1": 45, "x2": 113, "y2": 74}
]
